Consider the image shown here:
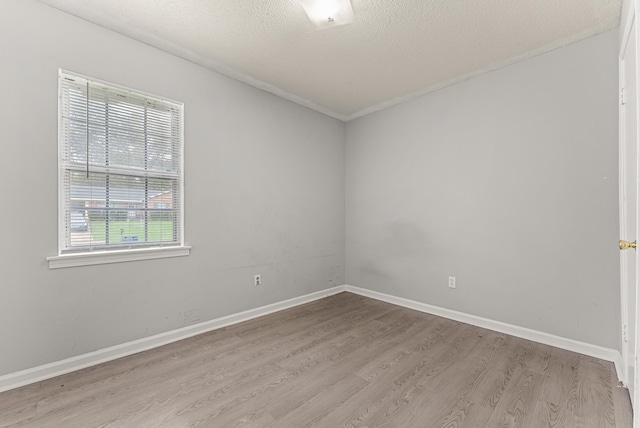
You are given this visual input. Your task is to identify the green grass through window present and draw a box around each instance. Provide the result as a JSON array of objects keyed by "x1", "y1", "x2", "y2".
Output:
[{"x1": 89, "y1": 220, "x2": 175, "y2": 244}]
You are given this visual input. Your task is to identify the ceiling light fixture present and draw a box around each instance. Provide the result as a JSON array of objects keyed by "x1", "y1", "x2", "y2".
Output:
[{"x1": 299, "y1": 0, "x2": 354, "y2": 29}]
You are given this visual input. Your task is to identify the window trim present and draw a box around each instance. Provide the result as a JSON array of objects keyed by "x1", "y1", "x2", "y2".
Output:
[
  {"x1": 48, "y1": 69, "x2": 189, "y2": 268},
  {"x1": 47, "y1": 246, "x2": 192, "y2": 269}
]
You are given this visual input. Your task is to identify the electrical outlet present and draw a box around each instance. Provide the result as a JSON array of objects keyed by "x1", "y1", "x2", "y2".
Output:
[
  {"x1": 254, "y1": 274, "x2": 261, "y2": 287},
  {"x1": 448, "y1": 276, "x2": 456, "y2": 289}
]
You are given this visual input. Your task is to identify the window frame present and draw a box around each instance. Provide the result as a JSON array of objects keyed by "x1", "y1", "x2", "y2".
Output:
[{"x1": 47, "y1": 70, "x2": 190, "y2": 269}]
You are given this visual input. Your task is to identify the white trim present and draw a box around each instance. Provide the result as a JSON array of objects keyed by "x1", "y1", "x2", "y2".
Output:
[
  {"x1": 345, "y1": 30, "x2": 619, "y2": 121},
  {"x1": 619, "y1": 18, "x2": 631, "y2": 388},
  {"x1": 621, "y1": 0, "x2": 636, "y2": 59},
  {"x1": 45, "y1": 10, "x2": 617, "y2": 123},
  {"x1": 0, "y1": 285, "x2": 625, "y2": 393},
  {"x1": 614, "y1": 352, "x2": 625, "y2": 389},
  {"x1": 0, "y1": 285, "x2": 346, "y2": 393},
  {"x1": 47, "y1": 245, "x2": 192, "y2": 269},
  {"x1": 345, "y1": 285, "x2": 625, "y2": 382},
  {"x1": 56, "y1": 69, "x2": 186, "y2": 259},
  {"x1": 619, "y1": 1, "x2": 640, "y2": 413}
]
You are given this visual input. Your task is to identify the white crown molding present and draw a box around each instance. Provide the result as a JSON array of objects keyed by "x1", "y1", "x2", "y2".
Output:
[
  {"x1": 105, "y1": 24, "x2": 615, "y2": 124},
  {"x1": 36, "y1": 0, "x2": 618, "y2": 124},
  {"x1": 35, "y1": 2, "x2": 351, "y2": 122},
  {"x1": 344, "y1": 29, "x2": 618, "y2": 121}
]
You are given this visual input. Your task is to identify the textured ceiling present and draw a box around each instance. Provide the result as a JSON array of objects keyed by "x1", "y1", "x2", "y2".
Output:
[{"x1": 37, "y1": 0, "x2": 621, "y2": 121}]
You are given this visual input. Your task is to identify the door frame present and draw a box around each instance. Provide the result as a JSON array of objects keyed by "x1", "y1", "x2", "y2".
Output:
[{"x1": 619, "y1": 0, "x2": 640, "y2": 413}]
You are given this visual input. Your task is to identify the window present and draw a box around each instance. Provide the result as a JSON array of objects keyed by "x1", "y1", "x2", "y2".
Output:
[{"x1": 48, "y1": 70, "x2": 189, "y2": 268}]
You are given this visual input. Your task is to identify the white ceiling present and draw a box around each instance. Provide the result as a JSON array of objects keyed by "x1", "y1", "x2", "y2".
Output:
[{"x1": 38, "y1": 0, "x2": 621, "y2": 121}]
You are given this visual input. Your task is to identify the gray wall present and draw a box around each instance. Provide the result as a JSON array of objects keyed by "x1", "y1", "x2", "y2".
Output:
[
  {"x1": 0, "y1": 0, "x2": 345, "y2": 376},
  {"x1": 346, "y1": 30, "x2": 620, "y2": 349},
  {"x1": 0, "y1": 0, "x2": 622, "y2": 378}
]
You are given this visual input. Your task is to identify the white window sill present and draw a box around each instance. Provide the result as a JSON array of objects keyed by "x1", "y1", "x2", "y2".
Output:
[{"x1": 47, "y1": 246, "x2": 191, "y2": 269}]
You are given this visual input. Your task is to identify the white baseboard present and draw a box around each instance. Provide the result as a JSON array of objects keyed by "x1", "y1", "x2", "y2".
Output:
[
  {"x1": 345, "y1": 285, "x2": 625, "y2": 384},
  {"x1": 0, "y1": 284, "x2": 624, "y2": 393},
  {"x1": 0, "y1": 286, "x2": 347, "y2": 393}
]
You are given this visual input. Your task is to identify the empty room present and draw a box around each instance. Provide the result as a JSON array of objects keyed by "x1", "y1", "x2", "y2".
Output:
[{"x1": 0, "y1": 0, "x2": 636, "y2": 426}]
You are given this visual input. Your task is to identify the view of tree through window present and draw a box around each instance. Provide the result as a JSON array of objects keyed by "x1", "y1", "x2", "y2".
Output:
[{"x1": 59, "y1": 71, "x2": 184, "y2": 252}]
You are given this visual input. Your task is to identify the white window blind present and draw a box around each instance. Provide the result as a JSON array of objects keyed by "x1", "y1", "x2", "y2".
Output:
[{"x1": 58, "y1": 70, "x2": 184, "y2": 253}]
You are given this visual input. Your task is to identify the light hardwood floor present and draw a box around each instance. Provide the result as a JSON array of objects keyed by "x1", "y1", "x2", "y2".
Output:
[{"x1": 0, "y1": 292, "x2": 633, "y2": 427}]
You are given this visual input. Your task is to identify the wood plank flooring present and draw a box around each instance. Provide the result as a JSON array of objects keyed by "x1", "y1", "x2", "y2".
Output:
[{"x1": 0, "y1": 292, "x2": 632, "y2": 427}]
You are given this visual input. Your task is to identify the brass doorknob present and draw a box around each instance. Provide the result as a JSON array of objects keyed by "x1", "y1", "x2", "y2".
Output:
[{"x1": 620, "y1": 240, "x2": 637, "y2": 250}]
